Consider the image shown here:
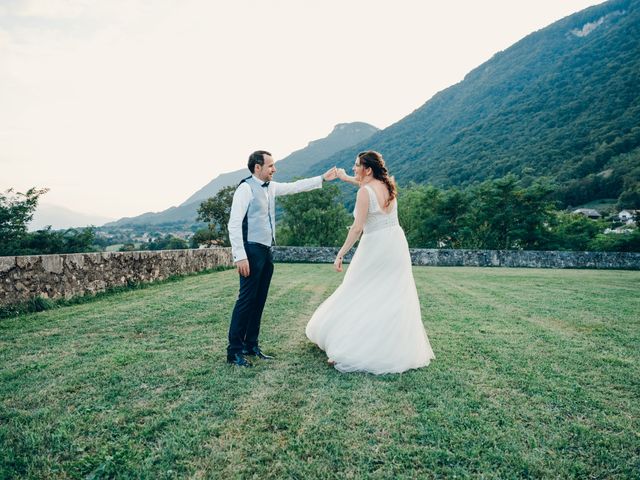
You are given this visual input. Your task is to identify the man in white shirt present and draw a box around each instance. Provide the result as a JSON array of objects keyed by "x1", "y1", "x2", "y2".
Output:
[{"x1": 226, "y1": 150, "x2": 338, "y2": 367}]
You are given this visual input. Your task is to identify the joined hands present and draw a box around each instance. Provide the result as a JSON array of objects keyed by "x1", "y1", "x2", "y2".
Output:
[
  {"x1": 323, "y1": 167, "x2": 338, "y2": 181},
  {"x1": 323, "y1": 167, "x2": 358, "y2": 185}
]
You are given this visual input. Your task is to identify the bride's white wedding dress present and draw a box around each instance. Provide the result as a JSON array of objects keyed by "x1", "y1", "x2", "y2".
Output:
[{"x1": 306, "y1": 185, "x2": 435, "y2": 374}]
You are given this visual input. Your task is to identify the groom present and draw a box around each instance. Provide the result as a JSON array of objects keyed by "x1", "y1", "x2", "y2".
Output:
[{"x1": 226, "y1": 150, "x2": 338, "y2": 367}]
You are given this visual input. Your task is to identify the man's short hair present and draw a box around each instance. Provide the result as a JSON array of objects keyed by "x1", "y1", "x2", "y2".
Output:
[{"x1": 248, "y1": 150, "x2": 272, "y2": 173}]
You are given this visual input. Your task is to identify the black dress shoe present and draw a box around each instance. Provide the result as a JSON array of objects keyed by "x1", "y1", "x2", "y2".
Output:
[
  {"x1": 242, "y1": 347, "x2": 274, "y2": 360},
  {"x1": 227, "y1": 353, "x2": 253, "y2": 367}
]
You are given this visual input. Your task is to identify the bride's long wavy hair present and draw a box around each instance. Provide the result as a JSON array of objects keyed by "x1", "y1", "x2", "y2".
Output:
[{"x1": 358, "y1": 150, "x2": 397, "y2": 207}]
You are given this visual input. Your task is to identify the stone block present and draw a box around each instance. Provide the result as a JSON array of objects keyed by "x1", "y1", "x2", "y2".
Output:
[
  {"x1": 41, "y1": 255, "x2": 64, "y2": 274},
  {"x1": 66, "y1": 254, "x2": 85, "y2": 269},
  {"x1": 16, "y1": 256, "x2": 39, "y2": 269},
  {"x1": 0, "y1": 256, "x2": 16, "y2": 273}
]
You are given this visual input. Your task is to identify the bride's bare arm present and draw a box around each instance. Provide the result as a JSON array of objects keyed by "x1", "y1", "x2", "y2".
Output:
[
  {"x1": 337, "y1": 168, "x2": 360, "y2": 186},
  {"x1": 334, "y1": 188, "x2": 369, "y2": 272}
]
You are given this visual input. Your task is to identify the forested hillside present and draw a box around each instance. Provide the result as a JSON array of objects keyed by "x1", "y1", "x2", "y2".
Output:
[{"x1": 310, "y1": 0, "x2": 640, "y2": 208}]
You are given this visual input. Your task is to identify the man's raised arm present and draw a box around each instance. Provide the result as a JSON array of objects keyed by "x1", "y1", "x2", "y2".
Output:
[{"x1": 273, "y1": 167, "x2": 338, "y2": 196}]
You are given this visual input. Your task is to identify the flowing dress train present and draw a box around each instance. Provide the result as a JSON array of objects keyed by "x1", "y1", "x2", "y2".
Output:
[{"x1": 306, "y1": 185, "x2": 435, "y2": 374}]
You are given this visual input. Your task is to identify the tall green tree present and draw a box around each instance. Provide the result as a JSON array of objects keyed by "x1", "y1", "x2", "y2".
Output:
[
  {"x1": 19, "y1": 227, "x2": 98, "y2": 255},
  {"x1": 190, "y1": 229, "x2": 220, "y2": 248},
  {"x1": 145, "y1": 234, "x2": 189, "y2": 251},
  {"x1": 196, "y1": 185, "x2": 236, "y2": 247},
  {"x1": 438, "y1": 188, "x2": 473, "y2": 249},
  {"x1": 0, "y1": 187, "x2": 48, "y2": 256},
  {"x1": 588, "y1": 230, "x2": 640, "y2": 252},
  {"x1": 467, "y1": 175, "x2": 555, "y2": 250},
  {"x1": 278, "y1": 183, "x2": 351, "y2": 247},
  {"x1": 398, "y1": 184, "x2": 447, "y2": 248},
  {"x1": 545, "y1": 212, "x2": 606, "y2": 251},
  {"x1": 399, "y1": 177, "x2": 561, "y2": 251}
]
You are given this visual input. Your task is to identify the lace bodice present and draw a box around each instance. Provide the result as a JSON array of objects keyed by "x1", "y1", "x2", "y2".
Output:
[{"x1": 357, "y1": 184, "x2": 400, "y2": 234}]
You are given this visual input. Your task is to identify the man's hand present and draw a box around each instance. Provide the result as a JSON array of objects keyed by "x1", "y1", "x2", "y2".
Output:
[
  {"x1": 323, "y1": 166, "x2": 338, "y2": 181},
  {"x1": 236, "y1": 259, "x2": 250, "y2": 277}
]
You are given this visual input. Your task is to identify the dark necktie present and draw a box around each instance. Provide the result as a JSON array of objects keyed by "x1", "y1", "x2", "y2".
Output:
[{"x1": 262, "y1": 182, "x2": 269, "y2": 187}]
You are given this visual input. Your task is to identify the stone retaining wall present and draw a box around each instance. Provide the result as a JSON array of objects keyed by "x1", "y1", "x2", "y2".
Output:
[
  {"x1": 407, "y1": 249, "x2": 640, "y2": 269},
  {"x1": 0, "y1": 248, "x2": 233, "y2": 307},
  {"x1": 272, "y1": 246, "x2": 640, "y2": 270},
  {"x1": 2, "y1": 246, "x2": 638, "y2": 308}
]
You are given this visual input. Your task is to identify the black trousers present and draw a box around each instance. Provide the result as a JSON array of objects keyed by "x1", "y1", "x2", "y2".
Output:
[{"x1": 227, "y1": 243, "x2": 274, "y2": 358}]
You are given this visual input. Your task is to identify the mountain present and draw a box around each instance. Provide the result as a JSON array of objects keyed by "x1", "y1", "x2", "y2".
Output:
[
  {"x1": 107, "y1": 0, "x2": 640, "y2": 228},
  {"x1": 106, "y1": 122, "x2": 378, "y2": 227},
  {"x1": 29, "y1": 203, "x2": 114, "y2": 231},
  {"x1": 307, "y1": 0, "x2": 640, "y2": 208},
  {"x1": 181, "y1": 122, "x2": 379, "y2": 207}
]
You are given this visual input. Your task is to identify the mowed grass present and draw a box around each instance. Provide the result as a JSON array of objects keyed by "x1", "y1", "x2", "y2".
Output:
[{"x1": 1, "y1": 265, "x2": 639, "y2": 479}]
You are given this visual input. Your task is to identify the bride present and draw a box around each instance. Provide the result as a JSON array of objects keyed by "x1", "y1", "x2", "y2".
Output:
[{"x1": 305, "y1": 150, "x2": 435, "y2": 374}]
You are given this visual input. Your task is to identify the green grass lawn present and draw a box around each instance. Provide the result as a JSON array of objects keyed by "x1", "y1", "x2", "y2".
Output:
[{"x1": 1, "y1": 265, "x2": 639, "y2": 479}]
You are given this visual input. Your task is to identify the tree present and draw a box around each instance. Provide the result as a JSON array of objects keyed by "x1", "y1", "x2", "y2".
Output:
[
  {"x1": 59, "y1": 227, "x2": 98, "y2": 253},
  {"x1": 437, "y1": 188, "x2": 473, "y2": 249},
  {"x1": 588, "y1": 229, "x2": 640, "y2": 252},
  {"x1": 397, "y1": 184, "x2": 447, "y2": 248},
  {"x1": 278, "y1": 183, "x2": 351, "y2": 247},
  {"x1": 190, "y1": 228, "x2": 221, "y2": 248},
  {"x1": 197, "y1": 185, "x2": 236, "y2": 247},
  {"x1": 504, "y1": 181, "x2": 556, "y2": 250},
  {"x1": 468, "y1": 176, "x2": 521, "y2": 249},
  {"x1": 466, "y1": 175, "x2": 555, "y2": 250},
  {"x1": 545, "y1": 212, "x2": 605, "y2": 251},
  {"x1": 396, "y1": 184, "x2": 420, "y2": 246},
  {"x1": 19, "y1": 227, "x2": 98, "y2": 255},
  {"x1": 617, "y1": 184, "x2": 640, "y2": 210},
  {"x1": 119, "y1": 243, "x2": 137, "y2": 252},
  {"x1": 0, "y1": 187, "x2": 49, "y2": 256},
  {"x1": 145, "y1": 235, "x2": 189, "y2": 251},
  {"x1": 399, "y1": 177, "x2": 558, "y2": 250}
]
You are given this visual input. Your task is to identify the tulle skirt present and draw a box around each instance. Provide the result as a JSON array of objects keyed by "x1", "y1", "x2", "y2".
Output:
[{"x1": 306, "y1": 225, "x2": 435, "y2": 374}]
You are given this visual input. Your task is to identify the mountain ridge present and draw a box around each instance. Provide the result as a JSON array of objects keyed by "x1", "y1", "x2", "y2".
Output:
[
  {"x1": 304, "y1": 0, "x2": 639, "y2": 208},
  {"x1": 105, "y1": 121, "x2": 378, "y2": 227},
  {"x1": 107, "y1": 0, "x2": 640, "y2": 227}
]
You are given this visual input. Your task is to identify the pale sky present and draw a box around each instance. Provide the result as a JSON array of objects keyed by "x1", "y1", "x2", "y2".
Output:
[{"x1": 1, "y1": 0, "x2": 604, "y2": 220}]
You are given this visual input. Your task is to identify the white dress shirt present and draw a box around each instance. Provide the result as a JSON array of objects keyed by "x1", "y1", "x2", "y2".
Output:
[{"x1": 228, "y1": 174, "x2": 323, "y2": 262}]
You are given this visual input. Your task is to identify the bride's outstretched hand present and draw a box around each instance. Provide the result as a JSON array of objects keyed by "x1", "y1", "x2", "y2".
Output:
[
  {"x1": 337, "y1": 168, "x2": 360, "y2": 186},
  {"x1": 333, "y1": 255, "x2": 343, "y2": 272}
]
